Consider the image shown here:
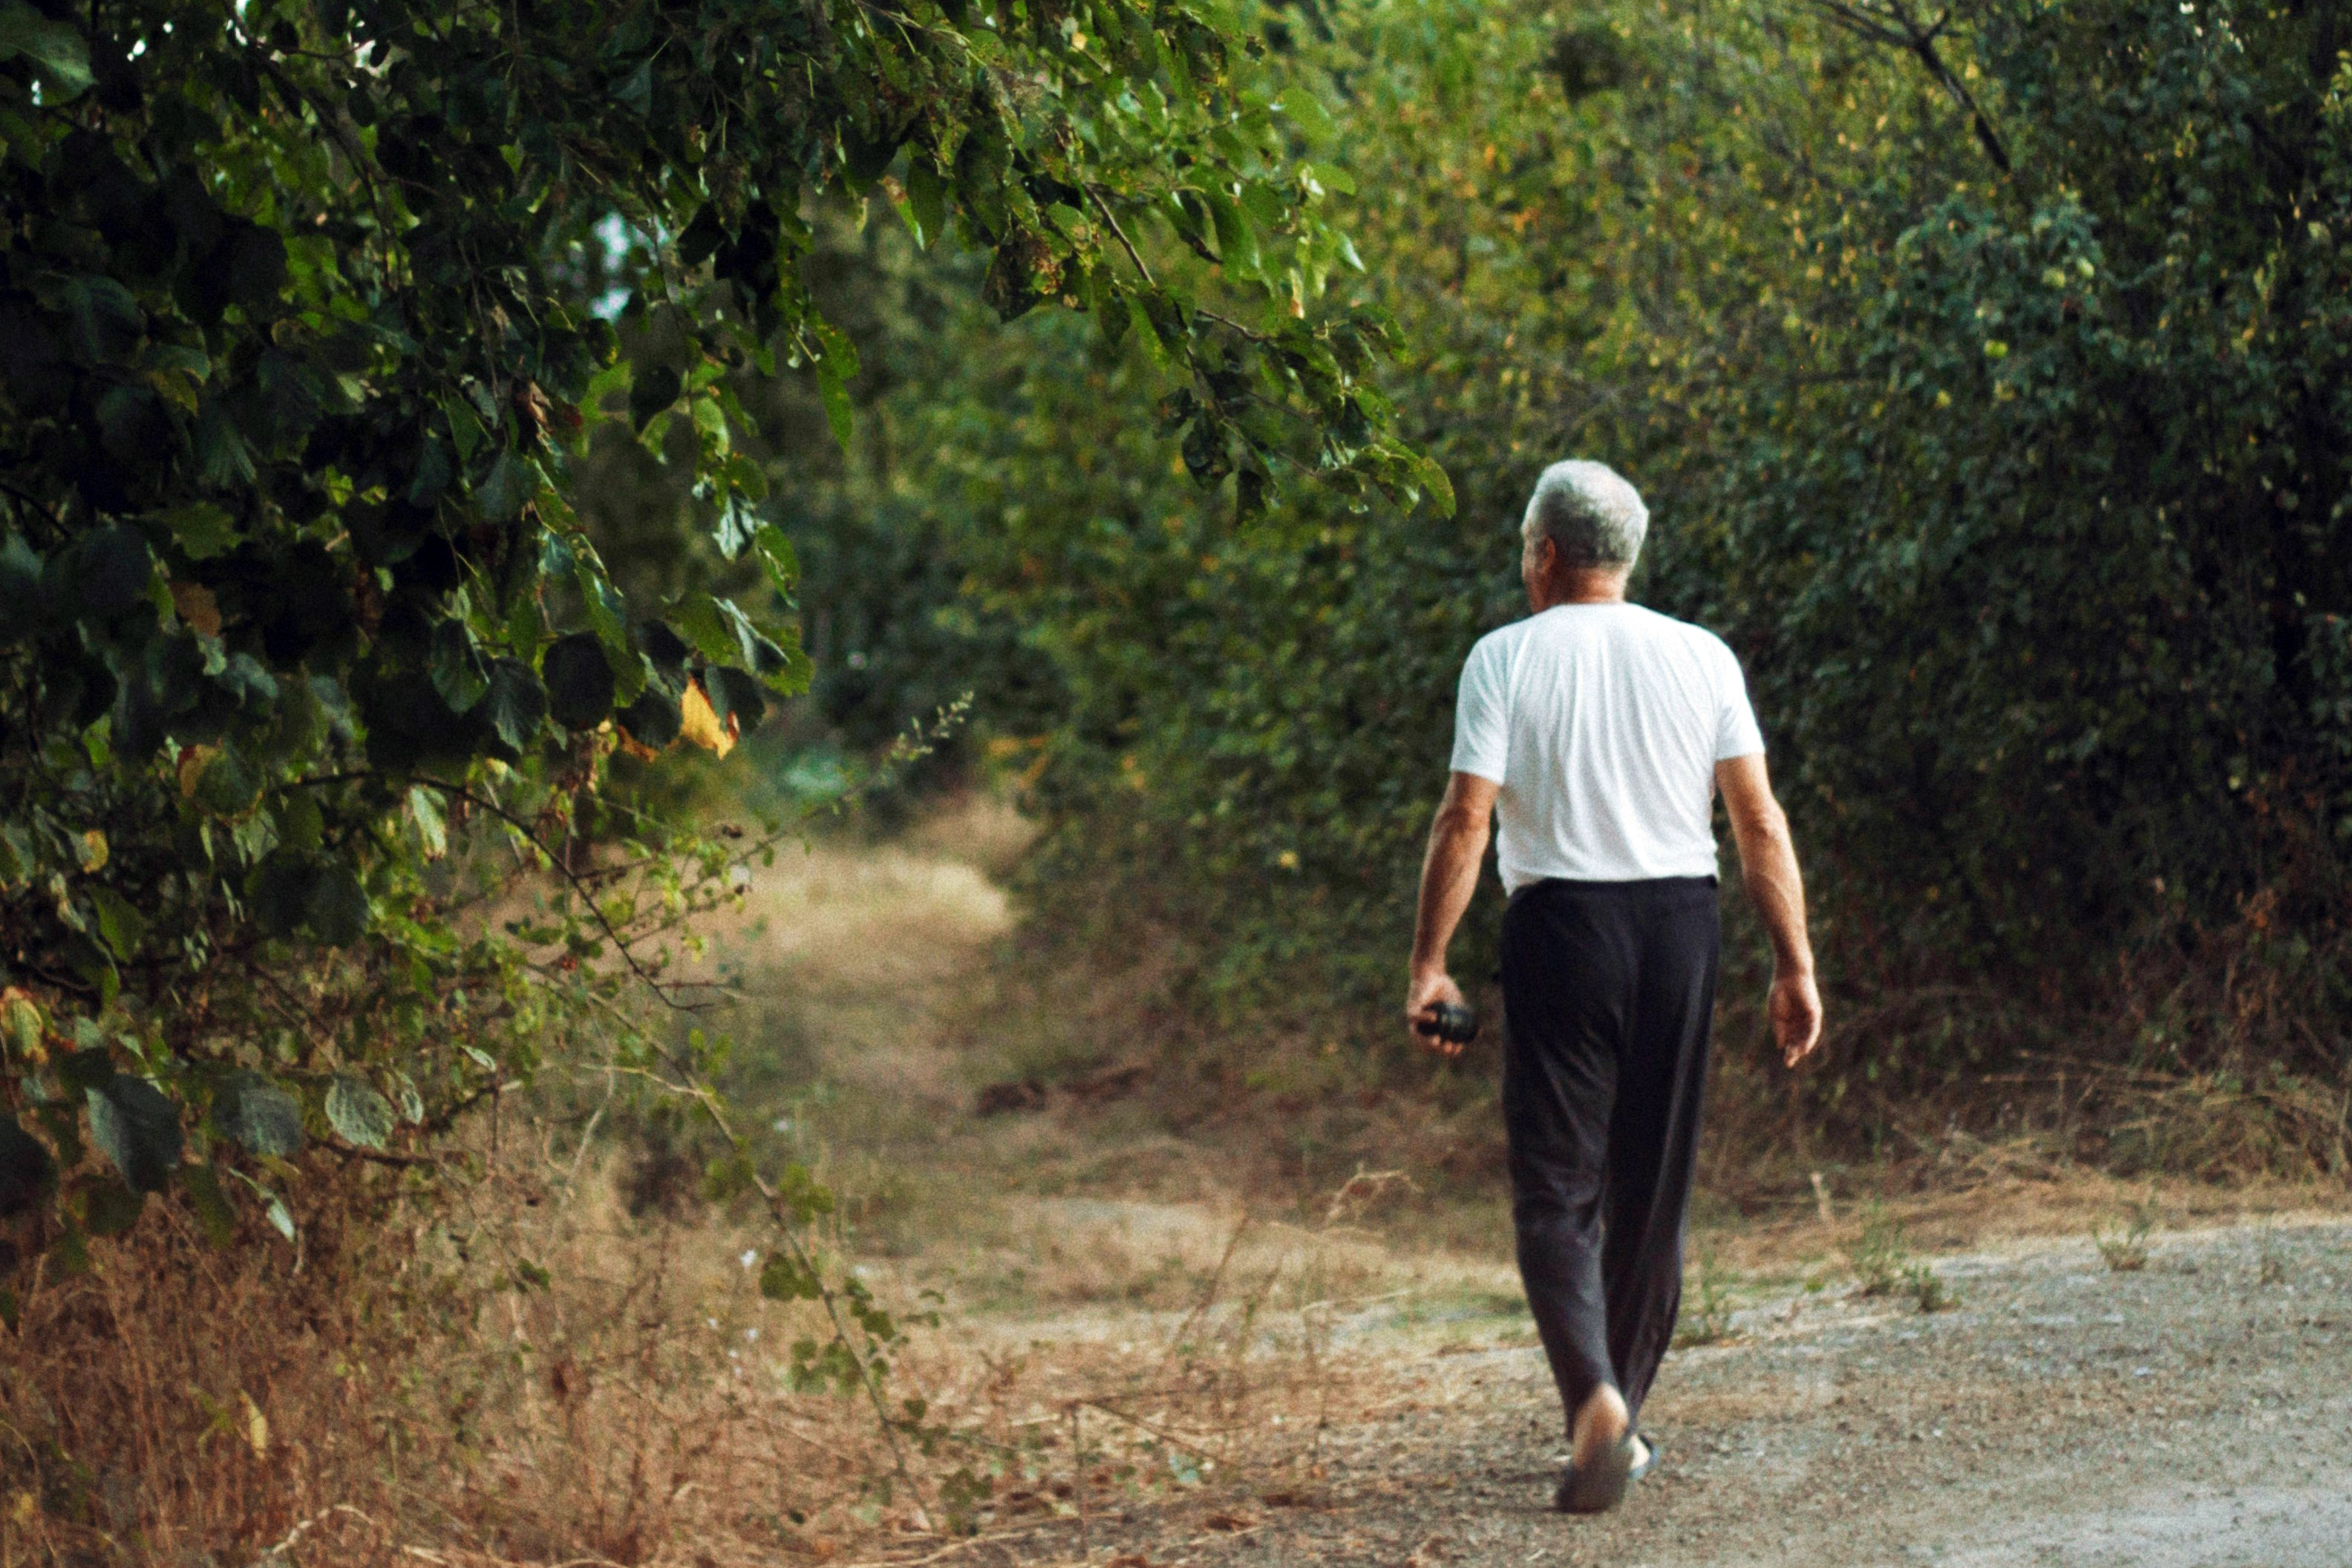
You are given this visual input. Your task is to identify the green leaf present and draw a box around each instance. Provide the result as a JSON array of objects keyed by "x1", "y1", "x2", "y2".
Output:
[
  {"x1": 273, "y1": 789, "x2": 324, "y2": 855},
  {"x1": 229, "y1": 226, "x2": 288, "y2": 312},
  {"x1": 476, "y1": 450, "x2": 538, "y2": 521},
  {"x1": 163, "y1": 503, "x2": 239, "y2": 561},
  {"x1": 630, "y1": 364, "x2": 683, "y2": 431},
  {"x1": 1416, "y1": 452, "x2": 1457, "y2": 518},
  {"x1": 0, "y1": 2, "x2": 93, "y2": 97},
  {"x1": 0, "y1": 532, "x2": 40, "y2": 638},
  {"x1": 57, "y1": 1045, "x2": 114, "y2": 1094},
  {"x1": 1204, "y1": 189, "x2": 1260, "y2": 275},
  {"x1": 713, "y1": 492, "x2": 759, "y2": 560},
  {"x1": 674, "y1": 591, "x2": 752, "y2": 667},
  {"x1": 211, "y1": 1069, "x2": 304, "y2": 1158},
  {"x1": 325, "y1": 1075, "x2": 396, "y2": 1150},
  {"x1": 441, "y1": 394, "x2": 488, "y2": 463},
  {"x1": 87, "y1": 1074, "x2": 183, "y2": 1193},
  {"x1": 705, "y1": 664, "x2": 768, "y2": 730},
  {"x1": 407, "y1": 784, "x2": 448, "y2": 858},
  {"x1": 0, "y1": 1115, "x2": 56, "y2": 1218},
  {"x1": 81, "y1": 1176, "x2": 144, "y2": 1237},
  {"x1": 249, "y1": 852, "x2": 314, "y2": 938},
  {"x1": 751, "y1": 525, "x2": 800, "y2": 599},
  {"x1": 814, "y1": 322, "x2": 860, "y2": 452},
  {"x1": 65, "y1": 934, "x2": 116, "y2": 1007},
  {"x1": 543, "y1": 632, "x2": 617, "y2": 730},
  {"x1": 392, "y1": 1073, "x2": 425, "y2": 1126},
  {"x1": 178, "y1": 1163, "x2": 237, "y2": 1247},
  {"x1": 62, "y1": 524, "x2": 154, "y2": 621},
  {"x1": 760, "y1": 1252, "x2": 824, "y2": 1301},
  {"x1": 1278, "y1": 90, "x2": 1337, "y2": 146},
  {"x1": 89, "y1": 886, "x2": 148, "y2": 960},
  {"x1": 906, "y1": 157, "x2": 947, "y2": 249},
  {"x1": 572, "y1": 552, "x2": 634, "y2": 669},
  {"x1": 818, "y1": 360, "x2": 854, "y2": 452},
  {"x1": 225, "y1": 1167, "x2": 296, "y2": 1243},
  {"x1": 0, "y1": 821, "x2": 31, "y2": 888},
  {"x1": 1, "y1": 993, "x2": 41, "y2": 1055},
  {"x1": 616, "y1": 685, "x2": 682, "y2": 751},
  {"x1": 195, "y1": 399, "x2": 256, "y2": 486},
  {"x1": 192, "y1": 744, "x2": 263, "y2": 817},
  {"x1": 481, "y1": 658, "x2": 548, "y2": 752},
  {"x1": 429, "y1": 620, "x2": 492, "y2": 713},
  {"x1": 304, "y1": 861, "x2": 371, "y2": 946}
]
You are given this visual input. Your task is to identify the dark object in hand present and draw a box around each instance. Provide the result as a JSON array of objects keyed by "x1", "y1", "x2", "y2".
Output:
[{"x1": 1419, "y1": 1001, "x2": 1480, "y2": 1045}]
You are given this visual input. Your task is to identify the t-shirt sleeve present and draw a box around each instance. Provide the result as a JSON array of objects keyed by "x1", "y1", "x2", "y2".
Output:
[
  {"x1": 1713, "y1": 641, "x2": 1765, "y2": 760},
  {"x1": 1448, "y1": 636, "x2": 1511, "y2": 783}
]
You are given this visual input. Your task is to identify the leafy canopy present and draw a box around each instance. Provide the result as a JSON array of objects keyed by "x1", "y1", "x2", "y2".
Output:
[{"x1": 0, "y1": 0, "x2": 1420, "y2": 1256}]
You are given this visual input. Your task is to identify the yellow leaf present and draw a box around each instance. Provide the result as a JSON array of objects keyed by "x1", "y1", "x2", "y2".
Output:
[
  {"x1": 239, "y1": 1391, "x2": 268, "y2": 1458},
  {"x1": 677, "y1": 679, "x2": 736, "y2": 759},
  {"x1": 76, "y1": 829, "x2": 108, "y2": 872},
  {"x1": 1, "y1": 989, "x2": 47, "y2": 1065},
  {"x1": 177, "y1": 745, "x2": 220, "y2": 797},
  {"x1": 169, "y1": 581, "x2": 222, "y2": 638}
]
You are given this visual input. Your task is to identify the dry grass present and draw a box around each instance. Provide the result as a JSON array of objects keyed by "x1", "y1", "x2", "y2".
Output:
[
  {"x1": 0, "y1": 1128, "x2": 1489, "y2": 1566},
  {"x1": 0, "y1": 1178, "x2": 397, "y2": 1564},
  {"x1": 13, "y1": 792, "x2": 2350, "y2": 1565}
]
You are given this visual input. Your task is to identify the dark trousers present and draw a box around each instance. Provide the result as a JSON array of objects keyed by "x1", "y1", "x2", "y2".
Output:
[{"x1": 1499, "y1": 875, "x2": 1720, "y2": 1431}]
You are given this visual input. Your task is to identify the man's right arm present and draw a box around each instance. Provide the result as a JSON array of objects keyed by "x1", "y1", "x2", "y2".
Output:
[{"x1": 1715, "y1": 753, "x2": 1823, "y2": 1066}]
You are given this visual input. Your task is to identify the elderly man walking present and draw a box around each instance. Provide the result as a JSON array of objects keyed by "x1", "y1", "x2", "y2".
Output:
[{"x1": 1405, "y1": 460, "x2": 1823, "y2": 1514}]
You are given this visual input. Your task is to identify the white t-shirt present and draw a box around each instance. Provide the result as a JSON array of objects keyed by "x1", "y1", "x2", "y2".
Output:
[{"x1": 1449, "y1": 603, "x2": 1764, "y2": 890}]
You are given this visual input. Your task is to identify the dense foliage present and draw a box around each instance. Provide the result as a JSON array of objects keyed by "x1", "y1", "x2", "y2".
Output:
[
  {"x1": 792, "y1": 0, "x2": 2352, "y2": 1163},
  {"x1": 0, "y1": 0, "x2": 1425, "y2": 1284}
]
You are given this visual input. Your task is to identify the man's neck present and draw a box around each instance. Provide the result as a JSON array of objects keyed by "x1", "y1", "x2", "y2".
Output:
[{"x1": 1532, "y1": 570, "x2": 1632, "y2": 612}]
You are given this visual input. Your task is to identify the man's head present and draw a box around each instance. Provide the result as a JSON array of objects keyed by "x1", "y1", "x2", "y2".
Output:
[{"x1": 1519, "y1": 460, "x2": 1647, "y2": 607}]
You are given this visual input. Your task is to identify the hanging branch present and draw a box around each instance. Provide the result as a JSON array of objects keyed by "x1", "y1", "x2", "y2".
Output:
[{"x1": 1804, "y1": 0, "x2": 2013, "y2": 174}]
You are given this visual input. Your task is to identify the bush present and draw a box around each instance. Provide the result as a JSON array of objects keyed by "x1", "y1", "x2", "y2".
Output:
[{"x1": 782, "y1": 0, "x2": 2352, "y2": 1177}]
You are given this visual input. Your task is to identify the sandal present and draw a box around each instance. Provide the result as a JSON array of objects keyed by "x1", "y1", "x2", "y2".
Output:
[{"x1": 1553, "y1": 1433, "x2": 1635, "y2": 1514}]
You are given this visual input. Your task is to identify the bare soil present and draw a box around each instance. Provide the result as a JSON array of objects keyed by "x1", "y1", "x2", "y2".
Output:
[
  {"x1": 734, "y1": 804, "x2": 2352, "y2": 1568},
  {"x1": 1134, "y1": 1218, "x2": 2352, "y2": 1568}
]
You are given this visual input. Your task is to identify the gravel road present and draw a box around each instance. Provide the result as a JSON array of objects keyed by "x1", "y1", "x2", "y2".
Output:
[{"x1": 1139, "y1": 1218, "x2": 2352, "y2": 1568}]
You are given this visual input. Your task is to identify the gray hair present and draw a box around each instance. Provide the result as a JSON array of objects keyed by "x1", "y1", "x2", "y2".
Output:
[{"x1": 1520, "y1": 460, "x2": 1648, "y2": 569}]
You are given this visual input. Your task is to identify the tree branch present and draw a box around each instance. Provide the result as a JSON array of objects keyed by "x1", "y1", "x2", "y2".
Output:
[
  {"x1": 1803, "y1": 0, "x2": 2011, "y2": 174},
  {"x1": 1085, "y1": 183, "x2": 1158, "y2": 290}
]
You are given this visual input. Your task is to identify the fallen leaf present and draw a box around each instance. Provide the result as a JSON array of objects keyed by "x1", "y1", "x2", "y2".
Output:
[{"x1": 1204, "y1": 1511, "x2": 1257, "y2": 1532}]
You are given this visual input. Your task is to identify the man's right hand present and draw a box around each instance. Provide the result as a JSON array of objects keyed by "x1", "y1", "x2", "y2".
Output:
[
  {"x1": 1405, "y1": 968, "x2": 1469, "y2": 1057},
  {"x1": 1771, "y1": 968, "x2": 1823, "y2": 1068}
]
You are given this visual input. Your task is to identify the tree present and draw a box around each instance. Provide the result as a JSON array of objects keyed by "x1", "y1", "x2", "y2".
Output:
[
  {"x1": 786, "y1": 0, "x2": 2352, "y2": 1162},
  {"x1": 0, "y1": 0, "x2": 1422, "y2": 1265}
]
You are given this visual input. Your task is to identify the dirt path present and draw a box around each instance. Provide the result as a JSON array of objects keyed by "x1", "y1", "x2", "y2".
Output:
[
  {"x1": 1152, "y1": 1218, "x2": 2352, "y2": 1568},
  {"x1": 729, "y1": 807, "x2": 2352, "y2": 1568}
]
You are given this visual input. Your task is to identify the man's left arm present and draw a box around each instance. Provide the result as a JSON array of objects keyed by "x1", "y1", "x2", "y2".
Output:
[{"x1": 1406, "y1": 771, "x2": 1502, "y2": 1056}]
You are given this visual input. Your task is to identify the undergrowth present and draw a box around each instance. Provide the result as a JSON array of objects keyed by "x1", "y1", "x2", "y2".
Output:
[{"x1": 0, "y1": 1117, "x2": 1414, "y2": 1565}]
